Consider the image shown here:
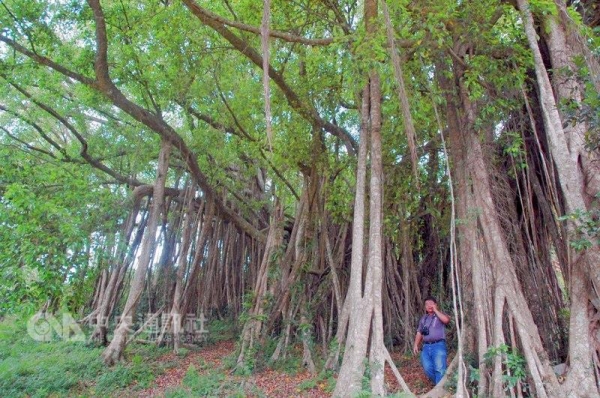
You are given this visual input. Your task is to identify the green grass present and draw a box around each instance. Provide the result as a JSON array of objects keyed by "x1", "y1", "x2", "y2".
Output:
[
  {"x1": 0, "y1": 316, "x2": 103, "y2": 397},
  {"x1": 0, "y1": 315, "x2": 173, "y2": 397}
]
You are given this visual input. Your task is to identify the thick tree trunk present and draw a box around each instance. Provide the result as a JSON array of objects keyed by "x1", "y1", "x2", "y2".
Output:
[
  {"x1": 366, "y1": 70, "x2": 386, "y2": 396},
  {"x1": 333, "y1": 84, "x2": 371, "y2": 396},
  {"x1": 543, "y1": 1, "x2": 600, "y2": 208},
  {"x1": 518, "y1": 1, "x2": 600, "y2": 394},
  {"x1": 469, "y1": 130, "x2": 560, "y2": 397},
  {"x1": 102, "y1": 139, "x2": 171, "y2": 366},
  {"x1": 335, "y1": 31, "x2": 410, "y2": 393},
  {"x1": 442, "y1": 41, "x2": 562, "y2": 396}
]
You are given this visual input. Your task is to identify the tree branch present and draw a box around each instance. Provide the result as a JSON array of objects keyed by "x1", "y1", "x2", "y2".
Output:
[
  {"x1": 183, "y1": 103, "x2": 300, "y2": 200},
  {"x1": 182, "y1": 0, "x2": 357, "y2": 156},
  {"x1": 86, "y1": 0, "x2": 266, "y2": 243},
  {"x1": 0, "y1": 103, "x2": 68, "y2": 157},
  {"x1": 0, "y1": 125, "x2": 57, "y2": 159},
  {"x1": 0, "y1": 35, "x2": 95, "y2": 85},
  {"x1": 182, "y1": 3, "x2": 335, "y2": 46},
  {"x1": 3, "y1": 80, "x2": 144, "y2": 187}
]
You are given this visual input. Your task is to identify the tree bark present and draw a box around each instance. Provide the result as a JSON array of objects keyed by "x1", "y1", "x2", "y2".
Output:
[
  {"x1": 157, "y1": 184, "x2": 196, "y2": 350},
  {"x1": 102, "y1": 139, "x2": 171, "y2": 366},
  {"x1": 90, "y1": 194, "x2": 146, "y2": 346},
  {"x1": 517, "y1": 1, "x2": 600, "y2": 394},
  {"x1": 333, "y1": 83, "x2": 371, "y2": 396},
  {"x1": 236, "y1": 203, "x2": 284, "y2": 369}
]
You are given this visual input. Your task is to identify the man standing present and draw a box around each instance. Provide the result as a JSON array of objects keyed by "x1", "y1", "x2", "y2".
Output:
[{"x1": 413, "y1": 296, "x2": 451, "y2": 385}]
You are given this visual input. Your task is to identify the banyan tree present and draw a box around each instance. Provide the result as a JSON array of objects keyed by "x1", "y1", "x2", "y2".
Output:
[{"x1": 0, "y1": 0, "x2": 598, "y2": 396}]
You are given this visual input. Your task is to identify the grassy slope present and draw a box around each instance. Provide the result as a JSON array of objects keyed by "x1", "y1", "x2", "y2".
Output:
[{"x1": 0, "y1": 315, "x2": 173, "y2": 397}]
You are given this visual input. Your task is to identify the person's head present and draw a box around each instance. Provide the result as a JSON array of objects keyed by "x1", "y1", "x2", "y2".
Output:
[{"x1": 424, "y1": 296, "x2": 437, "y2": 313}]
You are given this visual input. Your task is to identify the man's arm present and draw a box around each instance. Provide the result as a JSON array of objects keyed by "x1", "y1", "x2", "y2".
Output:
[
  {"x1": 432, "y1": 303, "x2": 451, "y2": 324},
  {"x1": 413, "y1": 331, "x2": 423, "y2": 355}
]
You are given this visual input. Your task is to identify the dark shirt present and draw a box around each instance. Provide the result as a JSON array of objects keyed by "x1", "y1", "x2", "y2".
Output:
[{"x1": 417, "y1": 313, "x2": 445, "y2": 342}]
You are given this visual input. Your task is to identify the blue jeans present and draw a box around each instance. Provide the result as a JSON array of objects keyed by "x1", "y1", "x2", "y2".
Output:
[{"x1": 420, "y1": 340, "x2": 447, "y2": 384}]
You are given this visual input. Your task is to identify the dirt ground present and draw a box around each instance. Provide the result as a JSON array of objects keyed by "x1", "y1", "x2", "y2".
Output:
[{"x1": 136, "y1": 340, "x2": 435, "y2": 397}]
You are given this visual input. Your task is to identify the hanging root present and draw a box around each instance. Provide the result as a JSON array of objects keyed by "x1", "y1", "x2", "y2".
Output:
[
  {"x1": 383, "y1": 346, "x2": 412, "y2": 394},
  {"x1": 422, "y1": 355, "x2": 458, "y2": 398}
]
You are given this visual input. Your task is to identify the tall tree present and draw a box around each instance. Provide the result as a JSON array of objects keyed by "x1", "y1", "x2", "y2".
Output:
[{"x1": 335, "y1": 0, "x2": 409, "y2": 395}]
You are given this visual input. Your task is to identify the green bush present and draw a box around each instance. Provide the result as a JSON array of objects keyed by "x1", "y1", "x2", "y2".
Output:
[{"x1": 206, "y1": 318, "x2": 236, "y2": 343}]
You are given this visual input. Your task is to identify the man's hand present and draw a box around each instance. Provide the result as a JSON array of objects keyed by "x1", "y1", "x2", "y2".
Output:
[
  {"x1": 413, "y1": 344, "x2": 420, "y2": 356},
  {"x1": 431, "y1": 303, "x2": 451, "y2": 325}
]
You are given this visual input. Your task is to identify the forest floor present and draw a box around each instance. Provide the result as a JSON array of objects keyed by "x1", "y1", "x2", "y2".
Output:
[
  {"x1": 0, "y1": 316, "x2": 436, "y2": 397},
  {"x1": 131, "y1": 339, "x2": 434, "y2": 397}
]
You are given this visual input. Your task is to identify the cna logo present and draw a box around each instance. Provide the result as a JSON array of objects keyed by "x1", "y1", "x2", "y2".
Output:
[{"x1": 27, "y1": 313, "x2": 86, "y2": 342}]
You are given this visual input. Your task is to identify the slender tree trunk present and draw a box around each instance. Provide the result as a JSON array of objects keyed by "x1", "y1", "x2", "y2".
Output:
[
  {"x1": 400, "y1": 225, "x2": 414, "y2": 352},
  {"x1": 236, "y1": 203, "x2": 284, "y2": 369},
  {"x1": 180, "y1": 199, "x2": 214, "y2": 319},
  {"x1": 324, "y1": 225, "x2": 351, "y2": 370},
  {"x1": 335, "y1": 5, "x2": 410, "y2": 390},
  {"x1": 381, "y1": 0, "x2": 419, "y2": 186},
  {"x1": 102, "y1": 139, "x2": 171, "y2": 366},
  {"x1": 157, "y1": 184, "x2": 196, "y2": 350},
  {"x1": 90, "y1": 197, "x2": 145, "y2": 345}
]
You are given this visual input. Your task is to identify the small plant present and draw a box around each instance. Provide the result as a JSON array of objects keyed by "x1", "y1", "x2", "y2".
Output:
[
  {"x1": 558, "y1": 202, "x2": 600, "y2": 251},
  {"x1": 483, "y1": 344, "x2": 528, "y2": 392},
  {"x1": 297, "y1": 378, "x2": 317, "y2": 391},
  {"x1": 222, "y1": 351, "x2": 238, "y2": 370},
  {"x1": 297, "y1": 370, "x2": 336, "y2": 394},
  {"x1": 361, "y1": 358, "x2": 372, "y2": 393},
  {"x1": 206, "y1": 317, "x2": 235, "y2": 343},
  {"x1": 96, "y1": 354, "x2": 156, "y2": 393},
  {"x1": 177, "y1": 347, "x2": 190, "y2": 357},
  {"x1": 270, "y1": 349, "x2": 302, "y2": 374},
  {"x1": 468, "y1": 364, "x2": 480, "y2": 394}
]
